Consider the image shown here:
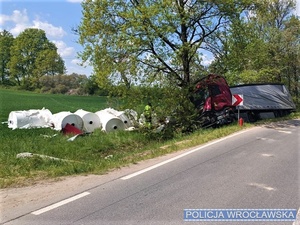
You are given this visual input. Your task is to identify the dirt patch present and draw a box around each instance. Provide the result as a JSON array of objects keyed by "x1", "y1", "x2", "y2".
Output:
[
  {"x1": 0, "y1": 174, "x2": 106, "y2": 223},
  {"x1": 261, "y1": 119, "x2": 300, "y2": 129}
]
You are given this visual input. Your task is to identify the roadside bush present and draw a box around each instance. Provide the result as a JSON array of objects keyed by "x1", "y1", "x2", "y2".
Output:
[{"x1": 140, "y1": 124, "x2": 175, "y2": 141}]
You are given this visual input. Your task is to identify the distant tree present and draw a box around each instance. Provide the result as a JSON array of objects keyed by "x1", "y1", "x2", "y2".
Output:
[
  {"x1": 34, "y1": 46, "x2": 66, "y2": 76},
  {"x1": 8, "y1": 28, "x2": 65, "y2": 89},
  {"x1": 80, "y1": 75, "x2": 109, "y2": 96},
  {"x1": 39, "y1": 73, "x2": 89, "y2": 95},
  {"x1": 39, "y1": 75, "x2": 55, "y2": 93},
  {"x1": 67, "y1": 73, "x2": 88, "y2": 88},
  {"x1": 0, "y1": 30, "x2": 14, "y2": 85}
]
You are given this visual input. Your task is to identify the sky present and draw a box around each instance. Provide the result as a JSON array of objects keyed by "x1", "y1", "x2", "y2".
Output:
[
  {"x1": 1, "y1": 0, "x2": 300, "y2": 77},
  {"x1": 0, "y1": 0, "x2": 94, "y2": 76}
]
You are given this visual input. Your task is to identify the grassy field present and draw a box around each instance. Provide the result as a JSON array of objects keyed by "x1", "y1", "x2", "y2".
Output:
[
  {"x1": 0, "y1": 88, "x2": 111, "y2": 122},
  {"x1": 0, "y1": 88, "x2": 298, "y2": 188}
]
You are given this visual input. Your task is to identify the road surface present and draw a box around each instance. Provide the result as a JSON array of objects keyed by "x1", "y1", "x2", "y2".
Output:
[{"x1": 1, "y1": 120, "x2": 299, "y2": 225}]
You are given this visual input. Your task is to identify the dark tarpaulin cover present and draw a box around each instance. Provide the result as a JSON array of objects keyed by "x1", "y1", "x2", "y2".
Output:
[{"x1": 230, "y1": 84, "x2": 296, "y2": 111}]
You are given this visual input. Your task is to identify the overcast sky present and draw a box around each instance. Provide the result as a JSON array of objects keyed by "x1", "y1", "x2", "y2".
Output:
[{"x1": 1, "y1": 0, "x2": 300, "y2": 77}]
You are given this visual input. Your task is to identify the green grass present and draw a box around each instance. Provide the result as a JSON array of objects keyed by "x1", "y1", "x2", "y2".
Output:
[
  {"x1": 0, "y1": 88, "x2": 110, "y2": 122},
  {"x1": 0, "y1": 87, "x2": 298, "y2": 188}
]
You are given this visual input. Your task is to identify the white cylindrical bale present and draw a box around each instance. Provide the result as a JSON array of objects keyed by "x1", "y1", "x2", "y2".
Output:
[
  {"x1": 74, "y1": 109, "x2": 101, "y2": 132},
  {"x1": 104, "y1": 108, "x2": 133, "y2": 128},
  {"x1": 8, "y1": 109, "x2": 53, "y2": 129},
  {"x1": 95, "y1": 110, "x2": 125, "y2": 132},
  {"x1": 52, "y1": 111, "x2": 84, "y2": 131}
]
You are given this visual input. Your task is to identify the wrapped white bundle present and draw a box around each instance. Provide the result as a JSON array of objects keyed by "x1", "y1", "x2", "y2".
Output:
[
  {"x1": 95, "y1": 109, "x2": 125, "y2": 132},
  {"x1": 74, "y1": 109, "x2": 101, "y2": 132},
  {"x1": 52, "y1": 111, "x2": 83, "y2": 131},
  {"x1": 8, "y1": 108, "x2": 53, "y2": 129}
]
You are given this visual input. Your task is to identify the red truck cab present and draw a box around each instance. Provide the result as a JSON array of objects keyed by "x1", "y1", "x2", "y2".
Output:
[{"x1": 193, "y1": 74, "x2": 236, "y2": 127}]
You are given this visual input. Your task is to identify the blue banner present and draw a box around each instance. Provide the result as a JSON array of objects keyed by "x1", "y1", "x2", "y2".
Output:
[{"x1": 184, "y1": 209, "x2": 297, "y2": 221}]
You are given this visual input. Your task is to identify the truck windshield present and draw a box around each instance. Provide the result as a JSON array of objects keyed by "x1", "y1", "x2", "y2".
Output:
[{"x1": 193, "y1": 87, "x2": 209, "y2": 109}]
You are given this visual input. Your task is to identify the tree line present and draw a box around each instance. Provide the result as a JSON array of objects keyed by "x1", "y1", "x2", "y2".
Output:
[{"x1": 0, "y1": 28, "x2": 104, "y2": 95}]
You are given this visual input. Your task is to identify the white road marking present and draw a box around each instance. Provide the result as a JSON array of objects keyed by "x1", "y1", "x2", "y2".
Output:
[
  {"x1": 257, "y1": 137, "x2": 268, "y2": 140},
  {"x1": 31, "y1": 192, "x2": 90, "y2": 215},
  {"x1": 277, "y1": 130, "x2": 292, "y2": 134},
  {"x1": 261, "y1": 153, "x2": 274, "y2": 157},
  {"x1": 249, "y1": 183, "x2": 276, "y2": 191},
  {"x1": 121, "y1": 129, "x2": 250, "y2": 180}
]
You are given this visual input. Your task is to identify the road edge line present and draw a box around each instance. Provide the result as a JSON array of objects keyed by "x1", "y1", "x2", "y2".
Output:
[
  {"x1": 31, "y1": 192, "x2": 90, "y2": 215},
  {"x1": 121, "y1": 129, "x2": 251, "y2": 180}
]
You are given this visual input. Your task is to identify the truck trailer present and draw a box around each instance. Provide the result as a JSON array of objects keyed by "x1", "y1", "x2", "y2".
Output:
[
  {"x1": 230, "y1": 83, "x2": 296, "y2": 122},
  {"x1": 192, "y1": 74, "x2": 296, "y2": 127}
]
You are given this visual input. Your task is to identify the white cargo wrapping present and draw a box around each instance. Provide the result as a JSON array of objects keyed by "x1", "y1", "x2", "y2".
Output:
[
  {"x1": 104, "y1": 108, "x2": 133, "y2": 128},
  {"x1": 8, "y1": 108, "x2": 53, "y2": 130},
  {"x1": 7, "y1": 107, "x2": 138, "y2": 132}
]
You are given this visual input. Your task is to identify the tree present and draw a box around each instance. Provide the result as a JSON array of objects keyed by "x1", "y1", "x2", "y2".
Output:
[
  {"x1": 253, "y1": 0, "x2": 297, "y2": 83},
  {"x1": 39, "y1": 73, "x2": 89, "y2": 94},
  {"x1": 209, "y1": 0, "x2": 299, "y2": 88},
  {"x1": 8, "y1": 28, "x2": 65, "y2": 89},
  {"x1": 76, "y1": 0, "x2": 255, "y2": 132},
  {"x1": 77, "y1": 0, "x2": 251, "y2": 91},
  {"x1": 0, "y1": 30, "x2": 14, "y2": 85},
  {"x1": 243, "y1": 0, "x2": 300, "y2": 105},
  {"x1": 34, "y1": 44, "x2": 66, "y2": 77},
  {"x1": 280, "y1": 16, "x2": 300, "y2": 104}
]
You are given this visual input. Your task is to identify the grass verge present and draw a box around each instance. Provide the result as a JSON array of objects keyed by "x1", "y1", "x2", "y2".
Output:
[{"x1": 0, "y1": 121, "x2": 251, "y2": 188}]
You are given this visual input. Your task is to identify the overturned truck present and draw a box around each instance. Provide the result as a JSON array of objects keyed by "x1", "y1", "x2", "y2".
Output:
[
  {"x1": 230, "y1": 83, "x2": 296, "y2": 122},
  {"x1": 192, "y1": 74, "x2": 296, "y2": 127},
  {"x1": 192, "y1": 74, "x2": 236, "y2": 128}
]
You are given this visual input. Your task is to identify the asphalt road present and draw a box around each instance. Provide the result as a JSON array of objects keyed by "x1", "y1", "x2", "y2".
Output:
[{"x1": 2, "y1": 120, "x2": 300, "y2": 225}]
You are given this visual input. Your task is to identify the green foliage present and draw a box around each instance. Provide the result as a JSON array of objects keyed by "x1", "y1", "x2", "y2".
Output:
[
  {"x1": 33, "y1": 48, "x2": 65, "y2": 78},
  {"x1": 0, "y1": 29, "x2": 96, "y2": 94},
  {"x1": 210, "y1": 0, "x2": 299, "y2": 104},
  {"x1": 82, "y1": 75, "x2": 109, "y2": 96},
  {"x1": 76, "y1": 0, "x2": 264, "y2": 128},
  {"x1": 0, "y1": 30, "x2": 14, "y2": 85},
  {"x1": 77, "y1": 0, "x2": 250, "y2": 91},
  {"x1": 8, "y1": 28, "x2": 65, "y2": 90},
  {"x1": 120, "y1": 84, "x2": 202, "y2": 134},
  {"x1": 238, "y1": 69, "x2": 278, "y2": 84},
  {"x1": 158, "y1": 87, "x2": 202, "y2": 133},
  {"x1": 139, "y1": 125, "x2": 175, "y2": 142},
  {"x1": 39, "y1": 73, "x2": 89, "y2": 95}
]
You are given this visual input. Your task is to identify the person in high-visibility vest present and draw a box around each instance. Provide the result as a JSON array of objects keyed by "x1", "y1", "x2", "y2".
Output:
[{"x1": 144, "y1": 102, "x2": 152, "y2": 128}]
